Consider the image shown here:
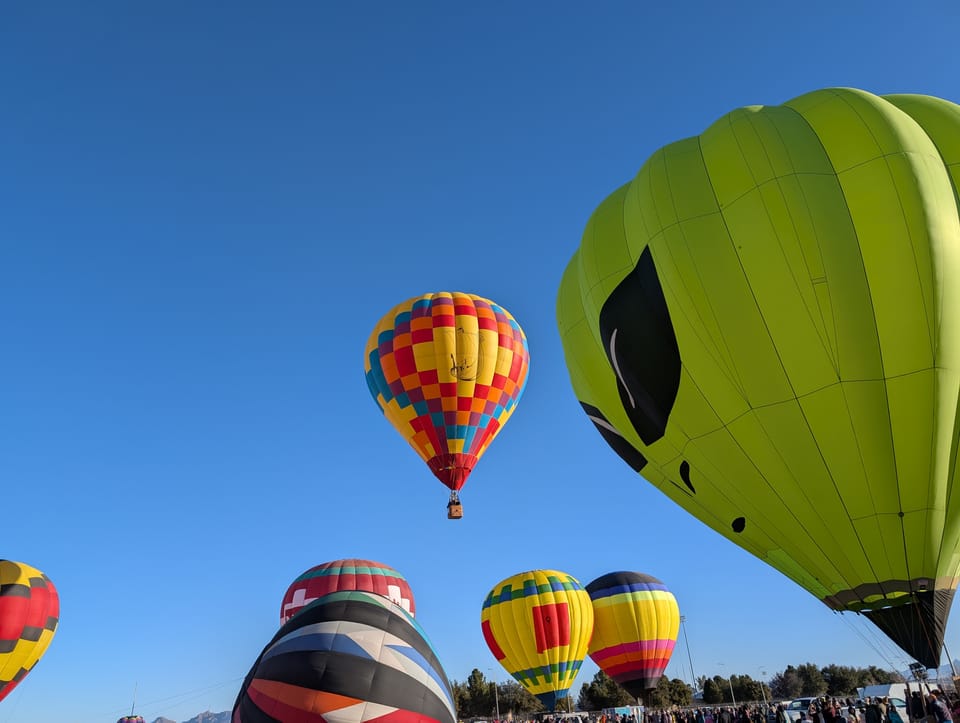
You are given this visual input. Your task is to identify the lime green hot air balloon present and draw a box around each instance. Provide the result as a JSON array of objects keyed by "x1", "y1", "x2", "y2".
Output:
[{"x1": 557, "y1": 87, "x2": 960, "y2": 668}]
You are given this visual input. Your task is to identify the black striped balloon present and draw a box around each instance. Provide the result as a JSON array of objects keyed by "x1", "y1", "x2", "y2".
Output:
[{"x1": 233, "y1": 590, "x2": 457, "y2": 723}]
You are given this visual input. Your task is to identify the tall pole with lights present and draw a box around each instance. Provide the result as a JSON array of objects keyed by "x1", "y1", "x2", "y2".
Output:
[
  {"x1": 680, "y1": 615, "x2": 698, "y2": 692},
  {"x1": 488, "y1": 668, "x2": 500, "y2": 721}
]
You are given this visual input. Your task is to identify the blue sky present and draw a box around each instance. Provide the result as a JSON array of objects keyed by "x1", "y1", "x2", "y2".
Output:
[{"x1": 2, "y1": 2, "x2": 960, "y2": 721}]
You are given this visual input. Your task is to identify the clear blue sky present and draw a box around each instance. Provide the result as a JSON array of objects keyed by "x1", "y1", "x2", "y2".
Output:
[{"x1": 2, "y1": 3, "x2": 960, "y2": 721}]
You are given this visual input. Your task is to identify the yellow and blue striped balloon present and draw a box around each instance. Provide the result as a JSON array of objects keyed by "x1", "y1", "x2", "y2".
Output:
[
  {"x1": 586, "y1": 571, "x2": 679, "y2": 699},
  {"x1": 480, "y1": 569, "x2": 593, "y2": 710}
]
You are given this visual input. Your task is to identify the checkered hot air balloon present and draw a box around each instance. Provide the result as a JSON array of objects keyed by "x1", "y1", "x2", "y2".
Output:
[
  {"x1": 480, "y1": 569, "x2": 594, "y2": 711},
  {"x1": 586, "y1": 571, "x2": 680, "y2": 700},
  {"x1": 0, "y1": 560, "x2": 59, "y2": 704},
  {"x1": 365, "y1": 292, "x2": 530, "y2": 519},
  {"x1": 279, "y1": 558, "x2": 415, "y2": 625},
  {"x1": 234, "y1": 591, "x2": 456, "y2": 723}
]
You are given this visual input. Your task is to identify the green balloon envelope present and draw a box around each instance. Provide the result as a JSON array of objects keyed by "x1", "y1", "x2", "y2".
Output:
[{"x1": 557, "y1": 87, "x2": 960, "y2": 668}]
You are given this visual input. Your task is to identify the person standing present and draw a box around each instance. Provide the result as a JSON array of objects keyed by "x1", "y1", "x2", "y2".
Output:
[
  {"x1": 910, "y1": 692, "x2": 927, "y2": 723},
  {"x1": 927, "y1": 690, "x2": 953, "y2": 723}
]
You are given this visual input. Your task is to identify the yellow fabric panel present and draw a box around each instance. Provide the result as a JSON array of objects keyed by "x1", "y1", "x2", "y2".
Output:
[
  {"x1": 481, "y1": 570, "x2": 593, "y2": 702},
  {"x1": 589, "y1": 595, "x2": 679, "y2": 653}
]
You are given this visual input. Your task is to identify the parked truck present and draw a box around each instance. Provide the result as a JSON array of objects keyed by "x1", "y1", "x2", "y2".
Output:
[{"x1": 857, "y1": 683, "x2": 909, "y2": 701}]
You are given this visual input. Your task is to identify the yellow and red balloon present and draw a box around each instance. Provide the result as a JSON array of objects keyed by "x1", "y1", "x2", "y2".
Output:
[
  {"x1": 481, "y1": 569, "x2": 593, "y2": 710},
  {"x1": 0, "y1": 560, "x2": 59, "y2": 703},
  {"x1": 365, "y1": 292, "x2": 529, "y2": 515}
]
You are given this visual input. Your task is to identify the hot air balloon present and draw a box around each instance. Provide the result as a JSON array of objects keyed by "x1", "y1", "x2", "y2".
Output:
[
  {"x1": 234, "y1": 591, "x2": 456, "y2": 723},
  {"x1": 0, "y1": 560, "x2": 59, "y2": 703},
  {"x1": 556, "y1": 86, "x2": 960, "y2": 668},
  {"x1": 279, "y1": 558, "x2": 415, "y2": 625},
  {"x1": 480, "y1": 569, "x2": 594, "y2": 710},
  {"x1": 365, "y1": 292, "x2": 530, "y2": 519},
  {"x1": 117, "y1": 717, "x2": 145, "y2": 723},
  {"x1": 586, "y1": 572, "x2": 679, "y2": 700}
]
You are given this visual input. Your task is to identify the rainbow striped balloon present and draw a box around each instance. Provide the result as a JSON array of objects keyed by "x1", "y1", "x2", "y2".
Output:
[{"x1": 585, "y1": 571, "x2": 679, "y2": 699}]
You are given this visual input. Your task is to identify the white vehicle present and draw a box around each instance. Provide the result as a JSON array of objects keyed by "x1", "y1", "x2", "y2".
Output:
[
  {"x1": 858, "y1": 684, "x2": 909, "y2": 703},
  {"x1": 784, "y1": 696, "x2": 908, "y2": 723},
  {"x1": 784, "y1": 698, "x2": 816, "y2": 723}
]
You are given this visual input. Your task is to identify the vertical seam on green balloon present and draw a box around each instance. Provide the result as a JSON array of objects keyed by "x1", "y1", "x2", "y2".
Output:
[
  {"x1": 832, "y1": 91, "x2": 922, "y2": 607},
  {"x1": 654, "y1": 118, "x2": 862, "y2": 598},
  {"x1": 770, "y1": 95, "x2": 889, "y2": 603},
  {"x1": 688, "y1": 97, "x2": 884, "y2": 612},
  {"x1": 772, "y1": 93, "x2": 900, "y2": 601},
  {"x1": 797, "y1": 90, "x2": 955, "y2": 644},
  {"x1": 884, "y1": 95, "x2": 960, "y2": 594}
]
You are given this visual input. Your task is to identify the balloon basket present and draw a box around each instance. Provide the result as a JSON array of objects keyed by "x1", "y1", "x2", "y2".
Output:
[{"x1": 447, "y1": 502, "x2": 463, "y2": 519}]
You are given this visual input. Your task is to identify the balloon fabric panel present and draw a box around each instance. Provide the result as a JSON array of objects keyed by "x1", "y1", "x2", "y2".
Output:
[
  {"x1": 586, "y1": 572, "x2": 679, "y2": 698},
  {"x1": 235, "y1": 591, "x2": 456, "y2": 723},
  {"x1": 556, "y1": 87, "x2": 960, "y2": 668},
  {"x1": 365, "y1": 292, "x2": 530, "y2": 491},
  {"x1": 0, "y1": 560, "x2": 59, "y2": 703},
  {"x1": 480, "y1": 570, "x2": 593, "y2": 710},
  {"x1": 280, "y1": 559, "x2": 415, "y2": 625}
]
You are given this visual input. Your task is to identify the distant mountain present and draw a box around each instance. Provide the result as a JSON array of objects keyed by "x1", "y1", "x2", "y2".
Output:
[
  {"x1": 899, "y1": 660, "x2": 960, "y2": 685},
  {"x1": 150, "y1": 712, "x2": 230, "y2": 723}
]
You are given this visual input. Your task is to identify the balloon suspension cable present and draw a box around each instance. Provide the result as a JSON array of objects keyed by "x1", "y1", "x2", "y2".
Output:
[
  {"x1": 449, "y1": 490, "x2": 460, "y2": 504},
  {"x1": 131, "y1": 681, "x2": 138, "y2": 716}
]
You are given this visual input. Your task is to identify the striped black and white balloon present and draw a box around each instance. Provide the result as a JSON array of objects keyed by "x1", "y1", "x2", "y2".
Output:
[{"x1": 233, "y1": 590, "x2": 457, "y2": 723}]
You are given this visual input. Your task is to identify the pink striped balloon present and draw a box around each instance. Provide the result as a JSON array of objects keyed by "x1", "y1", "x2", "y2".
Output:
[{"x1": 585, "y1": 571, "x2": 680, "y2": 699}]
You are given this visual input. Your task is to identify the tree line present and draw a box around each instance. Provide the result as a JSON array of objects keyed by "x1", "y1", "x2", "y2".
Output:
[{"x1": 450, "y1": 664, "x2": 906, "y2": 718}]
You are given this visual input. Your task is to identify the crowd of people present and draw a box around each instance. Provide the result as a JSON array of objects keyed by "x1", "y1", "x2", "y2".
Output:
[
  {"x1": 590, "y1": 689, "x2": 958, "y2": 723},
  {"x1": 482, "y1": 689, "x2": 959, "y2": 723}
]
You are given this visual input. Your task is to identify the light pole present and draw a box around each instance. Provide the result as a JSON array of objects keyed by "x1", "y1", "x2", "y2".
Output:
[
  {"x1": 489, "y1": 668, "x2": 501, "y2": 721},
  {"x1": 680, "y1": 615, "x2": 698, "y2": 692},
  {"x1": 719, "y1": 663, "x2": 737, "y2": 706},
  {"x1": 757, "y1": 668, "x2": 768, "y2": 706}
]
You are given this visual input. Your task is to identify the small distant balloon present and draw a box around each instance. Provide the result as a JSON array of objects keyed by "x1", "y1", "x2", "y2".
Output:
[
  {"x1": 0, "y1": 560, "x2": 59, "y2": 704},
  {"x1": 117, "y1": 717, "x2": 145, "y2": 723},
  {"x1": 235, "y1": 591, "x2": 456, "y2": 723},
  {"x1": 365, "y1": 291, "x2": 530, "y2": 518},
  {"x1": 279, "y1": 558, "x2": 415, "y2": 625}
]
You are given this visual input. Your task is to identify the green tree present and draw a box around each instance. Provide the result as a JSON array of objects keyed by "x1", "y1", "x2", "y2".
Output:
[
  {"x1": 796, "y1": 663, "x2": 827, "y2": 697},
  {"x1": 555, "y1": 696, "x2": 574, "y2": 712},
  {"x1": 499, "y1": 680, "x2": 543, "y2": 716},
  {"x1": 647, "y1": 677, "x2": 693, "y2": 707},
  {"x1": 731, "y1": 674, "x2": 769, "y2": 703},
  {"x1": 464, "y1": 669, "x2": 493, "y2": 717},
  {"x1": 452, "y1": 680, "x2": 470, "y2": 719},
  {"x1": 856, "y1": 666, "x2": 904, "y2": 686},
  {"x1": 702, "y1": 677, "x2": 725, "y2": 704},
  {"x1": 770, "y1": 667, "x2": 802, "y2": 700},
  {"x1": 822, "y1": 665, "x2": 859, "y2": 696},
  {"x1": 578, "y1": 670, "x2": 635, "y2": 710}
]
